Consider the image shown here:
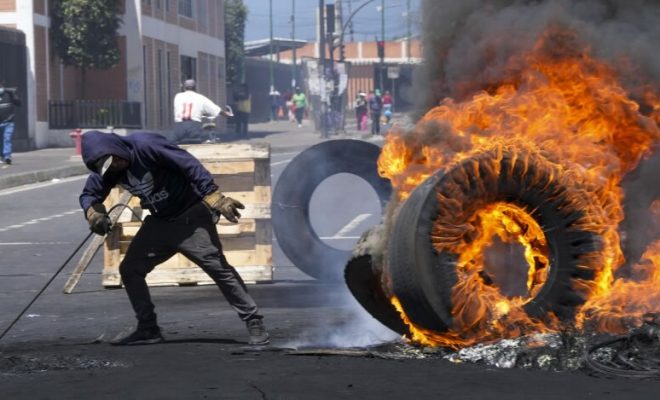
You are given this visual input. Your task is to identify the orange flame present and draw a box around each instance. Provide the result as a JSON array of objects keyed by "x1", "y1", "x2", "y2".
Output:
[{"x1": 381, "y1": 29, "x2": 659, "y2": 347}]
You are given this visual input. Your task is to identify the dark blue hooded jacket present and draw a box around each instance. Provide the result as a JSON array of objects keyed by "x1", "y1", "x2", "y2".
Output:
[{"x1": 79, "y1": 131, "x2": 218, "y2": 218}]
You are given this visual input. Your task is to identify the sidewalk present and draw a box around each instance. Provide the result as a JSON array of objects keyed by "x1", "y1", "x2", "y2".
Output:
[{"x1": 0, "y1": 119, "x2": 385, "y2": 191}]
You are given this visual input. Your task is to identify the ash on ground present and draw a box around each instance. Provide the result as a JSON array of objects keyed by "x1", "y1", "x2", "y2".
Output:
[
  {"x1": 443, "y1": 333, "x2": 585, "y2": 370},
  {"x1": 0, "y1": 353, "x2": 130, "y2": 375},
  {"x1": 358, "y1": 333, "x2": 586, "y2": 370}
]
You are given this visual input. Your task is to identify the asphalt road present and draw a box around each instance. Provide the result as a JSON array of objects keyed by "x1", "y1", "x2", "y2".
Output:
[{"x1": 0, "y1": 148, "x2": 659, "y2": 399}]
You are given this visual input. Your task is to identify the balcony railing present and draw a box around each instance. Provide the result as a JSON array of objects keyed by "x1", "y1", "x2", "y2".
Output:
[{"x1": 49, "y1": 100, "x2": 142, "y2": 130}]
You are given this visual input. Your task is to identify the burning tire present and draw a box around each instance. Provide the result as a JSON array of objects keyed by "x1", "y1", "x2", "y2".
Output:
[
  {"x1": 272, "y1": 140, "x2": 392, "y2": 281},
  {"x1": 389, "y1": 148, "x2": 603, "y2": 332},
  {"x1": 344, "y1": 252, "x2": 409, "y2": 335}
]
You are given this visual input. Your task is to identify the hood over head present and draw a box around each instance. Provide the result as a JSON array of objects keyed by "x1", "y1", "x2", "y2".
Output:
[{"x1": 81, "y1": 131, "x2": 132, "y2": 174}]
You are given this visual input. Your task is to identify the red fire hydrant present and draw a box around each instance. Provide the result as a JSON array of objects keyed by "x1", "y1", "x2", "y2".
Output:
[{"x1": 69, "y1": 128, "x2": 83, "y2": 155}]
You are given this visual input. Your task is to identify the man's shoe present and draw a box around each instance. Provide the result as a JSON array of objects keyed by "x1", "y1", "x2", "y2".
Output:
[
  {"x1": 110, "y1": 326, "x2": 164, "y2": 346},
  {"x1": 246, "y1": 318, "x2": 270, "y2": 345},
  {"x1": 3, "y1": 158, "x2": 10, "y2": 165}
]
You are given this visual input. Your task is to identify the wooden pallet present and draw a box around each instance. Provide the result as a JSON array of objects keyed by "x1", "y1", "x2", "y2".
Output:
[{"x1": 102, "y1": 143, "x2": 272, "y2": 287}]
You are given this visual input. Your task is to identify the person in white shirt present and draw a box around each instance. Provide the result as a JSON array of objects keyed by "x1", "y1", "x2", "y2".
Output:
[{"x1": 173, "y1": 79, "x2": 231, "y2": 143}]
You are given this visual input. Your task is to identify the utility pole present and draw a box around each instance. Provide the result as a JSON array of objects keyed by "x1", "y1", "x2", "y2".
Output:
[
  {"x1": 269, "y1": 0, "x2": 274, "y2": 92},
  {"x1": 406, "y1": 0, "x2": 411, "y2": 62},
  {"x1": 291, "y1": 0, "x2": 296, "y2": 88},
  {"x1": 319, "y1": 0, "x2": 327, "y2": 137},
  {"x1": 347, "y1": 0, "x2": 354, "y2": 42},
  {"x1": 379, "y1": 0, "x2": 385, "y2": 91},
  {"x1": 336, "y1": 0, "x2": 344, "y2": 61}
]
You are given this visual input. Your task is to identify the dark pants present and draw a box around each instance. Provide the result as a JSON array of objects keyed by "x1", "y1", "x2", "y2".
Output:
[
  {"x1": 174, "y1": 120, "x2": 203, "y2": 143},
  {"x1": 294, "y1": 107, "x2": 305, "y2": 124},
  {"x1": 119, "y1": 202, "x2": 261, "y2": 329},
  {"x1": 371, "y1": 112, "x2": 381, "y2": 135},
  {"x1": 235, "y1": 111, "x2": 249, "y2": 137}
]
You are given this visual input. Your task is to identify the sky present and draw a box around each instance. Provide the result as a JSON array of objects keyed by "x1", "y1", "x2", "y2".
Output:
[{"x1": 242, "y1": 0, "x2": 422, "y2": 43}]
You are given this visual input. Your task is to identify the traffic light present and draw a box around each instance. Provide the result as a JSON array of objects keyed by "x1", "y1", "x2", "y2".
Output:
[
  {"x1": 377, "y1": 40, "x2": 385, "y2": 61},
  {"x1": 326, "y1": 4, "x2": 335, "y2": 34}
]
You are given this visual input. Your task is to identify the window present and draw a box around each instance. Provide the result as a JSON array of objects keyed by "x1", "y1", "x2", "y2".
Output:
[
  {"x1": 197, "y1": 0, "x2": 207, "y2": 30},
  {"x1": 178, "y1": 0, "x2": 193, "y2": 18},
  {"x1": 180, "y1": 55, "x2": 197, "y2": 83}
]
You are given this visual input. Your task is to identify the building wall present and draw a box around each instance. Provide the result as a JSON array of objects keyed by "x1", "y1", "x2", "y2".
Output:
[
  {"x1": 1, "y1": 0, "x2": 228, "y2": 148},
  {"x1": 140, "y1": 0, "x2": 227, "y2": 133},
  {"x1": 279, "y1": 39, "x2": 422, "y2": 64},
  {"x1": 0, "y1": 1, "x2": 15, "y2": 12}
]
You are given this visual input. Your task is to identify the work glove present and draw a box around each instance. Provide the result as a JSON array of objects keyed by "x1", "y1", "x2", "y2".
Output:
[
  {"x1": 203, "y1": 191, "x2": 245, "y2": 223},
  {"x1": 86, "y1": 203, "x2": 112, "y2": 235}
]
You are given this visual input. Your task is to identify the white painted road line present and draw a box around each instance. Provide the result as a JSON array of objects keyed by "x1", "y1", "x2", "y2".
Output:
[
  {"x1": 0, "y1": 175, "x2": 87, "y2": 197},
  {"x1": 0, "y1": 242, "x2": 74, "y2": 245},
  {"x1": 271, "y1": 159, "x2": 293, "y2": 167},
  {"x1": 333, "y1": 213, "x2": 372, "y2": 237},
  {"x1": 0, "y1": 209, "x2": 82, "y2": 232},
  {"x1": 272, "y1": 151, "x2": 300, "y2": 157}
]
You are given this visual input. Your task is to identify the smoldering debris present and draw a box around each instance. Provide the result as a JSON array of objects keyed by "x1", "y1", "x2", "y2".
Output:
[
  {"x1": 0, "y1": 353, "x2": 130, "y2": 375},
  {"x1": 281, "y1": 315, "x2": 660, "y2": 378},
  {"x1": 445, "y1": 333, "x2": 585, "y2": 371}
]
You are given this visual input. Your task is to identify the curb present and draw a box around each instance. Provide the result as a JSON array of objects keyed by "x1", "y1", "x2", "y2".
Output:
[{"x1": 0, "y1": 164, "x2": 89, "y2": 191}]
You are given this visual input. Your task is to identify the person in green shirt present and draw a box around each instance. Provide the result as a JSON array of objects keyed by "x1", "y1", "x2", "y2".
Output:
[{"x1": 292, "y1": 87, "x2": 307, "y2": 127}]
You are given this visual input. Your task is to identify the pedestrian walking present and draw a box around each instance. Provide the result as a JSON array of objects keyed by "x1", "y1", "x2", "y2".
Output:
[
  {"x1": 173, "y1": 79, "x2": 230, "y2": 143},
  {"x1": 0, "y1": 80, "x2": 21, "y2": 165},
  {"x1": 269, "y1": 89, "x2": 281, "y2": 121},
  {"x1": 382, "y1": 90, "x2": 393, "y2": 124},
  {"x1": 234, "y1": 83, "x2": 251, "y2": 137},
  {"x1": 79, "y1": 130, "x2": 270, "y2": 346},
  {"x1": 292, "y1": 87, "x2": 307, "y2": 127},
  {"x1": 369, "y1": 89, "x2": 383, "y2": 135},
  {"x1": 353, "y1": 91, "x2": 367, "y2": 132},
  {"x1": 283, "y1": 89, "x2": 294, "y2": 122}
]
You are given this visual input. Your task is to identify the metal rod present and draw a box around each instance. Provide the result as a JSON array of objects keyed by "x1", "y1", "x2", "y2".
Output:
[
  {"x1": 291, "y1": 0, "x2": 297, "y2": 88},
  {"x1": 269, "y1": 0, "x2": 274, "y2": 92},
  {"x1": 380, "y1": 0, "x2": 385, "y2": 91},
  {"x1": 319, "y1": 0, "x2": 327, "y2": 137},
  {"x1": 0, "y1": 202, "x2": 137, "y2": 341},
  {"x1": 0, "y1": 231, "x2": 94, "y2": 341},
  {"x1": 406, "y1": 0, "x2": 411, "y2": 62}
]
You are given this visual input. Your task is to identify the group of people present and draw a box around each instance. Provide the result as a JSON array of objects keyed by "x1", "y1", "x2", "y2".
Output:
[
  {"x1": 270, "y1": 87, "x2": 307, "y2": 127},
  {"x1": 0, "y1": 80, "x2": 21, "y2": 165},
  {"x1": 354, "y1": 89, "x2": 393, "y2": 135}
]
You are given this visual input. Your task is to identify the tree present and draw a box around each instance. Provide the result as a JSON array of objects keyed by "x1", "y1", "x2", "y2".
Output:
[
  {"x1": 225, "y1": 0, "x2": 248, "y2": 87},
  {"x1": 50, "y1": 0, "x2": 122, "y2": 97}
]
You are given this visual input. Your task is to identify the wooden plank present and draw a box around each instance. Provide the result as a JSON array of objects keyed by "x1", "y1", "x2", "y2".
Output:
[
  {"x1": 103, "y1": 265, "x2": 273, "y2": 287},
  {"x1": 184, "y1": 143, "x2": 270, "y2": 160},
  {"x1": 64, "y1": 235, "x2": 105, "y2": 293},
  {"x1": 205, "y1": 160, "x2": 255, "y2": 175},
  {"x1": 213, "y1": 173, "x2": 255, "y2": 192},
  {"x1": 119, "y1": 219, "x2": 257, "y2": 239},
  {"x1": 117, "y1": 234, "x2": 256, "y2": 254},
  {"x1": 217, "y1": 219, "x2": 256, "y2": 237}
]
